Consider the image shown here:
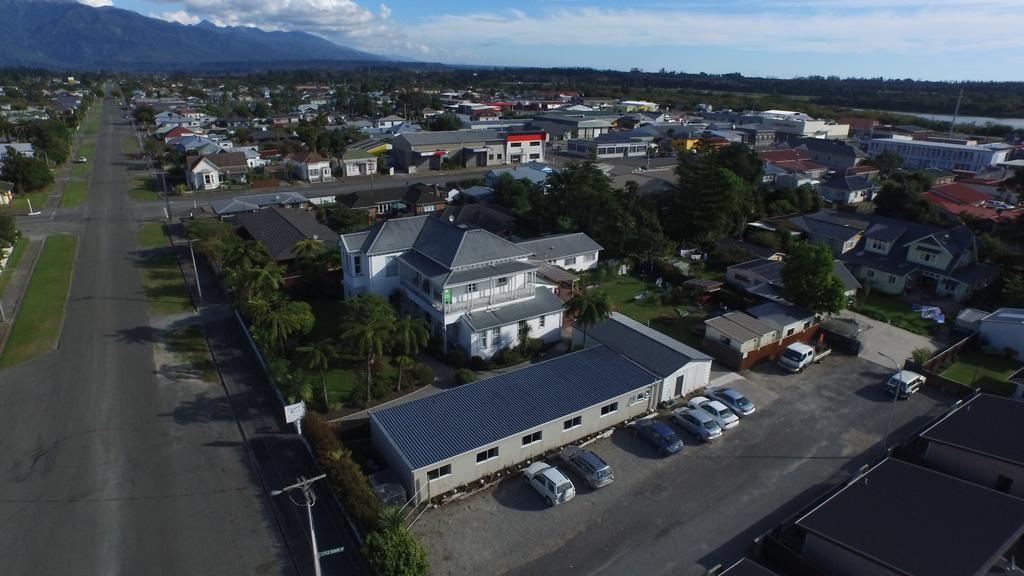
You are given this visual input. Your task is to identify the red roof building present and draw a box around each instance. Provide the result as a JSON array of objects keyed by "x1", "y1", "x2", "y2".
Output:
[{"x1": 923, "y1": 182, "x2": 1024, "y2": 222}]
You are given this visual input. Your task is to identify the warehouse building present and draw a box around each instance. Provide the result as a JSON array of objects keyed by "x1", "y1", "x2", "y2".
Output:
[{"x1": 370, "y1": 345, "x2": 661, "y2": 503}]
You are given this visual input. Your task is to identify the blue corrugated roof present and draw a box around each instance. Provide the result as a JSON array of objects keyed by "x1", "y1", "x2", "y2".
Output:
[{"x1": 370, "y1": 346, "x2": 656, "y2": 471}]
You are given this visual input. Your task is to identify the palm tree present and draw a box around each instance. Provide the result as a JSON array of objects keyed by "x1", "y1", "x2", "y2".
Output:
[
  {"x1": 285, "y1": 373, "x2": 314, "y2": 404},
  {"x1": 297, "y1": 338, "x2": 337, "y2": 410},
  {"x1": 259, "y1": 305, "x2": 302, "y2": 351},
  {"x1": 566, "y1": 289, "x2": 612, "y2": 348},
  {"x1": 224, "y1": 241, "x2": 269, "y2": 271},
  {"x1": 243, "y1": 261, "x2": 284, "y2": 299},
  {"x1": 391, "y1": 315, "x2": 428, "y2": 391},
  {"x1": 342, "y1": 320, "x2": 390, "y2": 406},
  {"x1": 378, "y1": 506, "x2": 407, "y2": 531},
  {"x1": 291, "y1": 238, "x2": 326, "y2": 262}
]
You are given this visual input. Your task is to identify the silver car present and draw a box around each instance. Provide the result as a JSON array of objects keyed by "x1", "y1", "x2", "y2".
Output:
[
  {"x1": 523, "y1": 462, "x2": 576, "y2": 506},
  {"x1": 671, "y1": 407, "x2": 723, "y2": 442},
  {"x1": 688, "y1": 396, "x2": 740, "y2": 430},
  {"x1": 558, "y1": 445, "x2": 614, "y2": 489},
  {"x1": 707, "y1": 387, "x2": 756, "y2": 418}
]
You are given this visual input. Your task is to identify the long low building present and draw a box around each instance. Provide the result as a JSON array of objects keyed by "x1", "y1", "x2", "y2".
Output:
[{"x1": 370, "y1": 345, "x2": 662, "y2": 504}]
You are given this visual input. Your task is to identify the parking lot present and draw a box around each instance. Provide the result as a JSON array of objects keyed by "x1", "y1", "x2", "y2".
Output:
[{"x1": 414, "y1": 354, "x2": 954, "y2": 576}]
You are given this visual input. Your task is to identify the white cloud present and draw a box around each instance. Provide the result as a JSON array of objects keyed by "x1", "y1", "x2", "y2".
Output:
[
  {"x1": 79, "y1": 0, "x2": 113, "y2": 7},
  {"x1": 152, "y1": 10, "x2": 201, "y2": 25},
  {"x1": 379, "y1": 3, "x2": 391, "y2": 20}
]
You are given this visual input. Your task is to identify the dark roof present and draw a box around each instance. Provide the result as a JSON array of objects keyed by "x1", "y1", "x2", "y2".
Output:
[
  {"x1": 414, "y1": 217, "x2": 531, "y2": 269},
  {"x1": 436, "y1": 204, "x2": 517, "y2": 235},
  {"x1": 370, "y1": 345, "x2": 657, "y2": 470},
  {"x1": 396, "y1": 129, "x2": 503, "y2": 147},
  {"x1": 719, "y1": 558, "x2": 779, "y2": 576},
  {"x1": 234, "y1": 207, "x2": 338, "y2": 261},
  {"x1": 785, "y1": 211, "x2": 867, "y2": 242},
  {"x1": 584, "y1": 312, "x2": 711, "y2": 377},
  {"x1": 188, "y1": 152, "x2": 248, "y2": 171},
  {"x1": 819, "y1": 173, "x2": 874, "y2": 192},
  {"x1": 796, "y1": 458, "x2": 1024, "y2": 576},
  {"x1": 920, "y1": 393, "x2": 1024, "y2": 467},
  {"x1": 208, "y1": 191, "x2": 309, "y2": 215},
  {"x1": 746, "y1": 302, "x2": 814, "y2": 330},
  {"x1": 715, "y1": 238, "x2": 782, "y2": 260},
  {"x1": 516, "y1": 233, "x2": 604, "y2": 261},
  {"x1": 287, "y1": 150, "x2": 328, "y2": 165},
  {"x1": 796, "y1": 137, "x2": 866, "y2": 158},
  {"x1": 462, "y1": 288, "x2": 564, "y2": 332},
  {"x1": 338, "y1": 188, "x2": 408, "y2": 210},
  {"x1": 403, "y1": 183, "x2": 446, "y2": 207},
  {"x1": 831, "y1": 260, "x2": 862, "y2": 291},
  {"x1": 446, "y1": 260, "x2": 537, "y2": 287}
]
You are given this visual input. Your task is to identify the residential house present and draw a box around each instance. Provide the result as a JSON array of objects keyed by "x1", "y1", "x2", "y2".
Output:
[
  {"x1": 923, "y1": 182, "x2": 1024, "y2": 224},
  {"x1": 576, "y1": 312, "x2": 713, "y2": 404},
  {"x1": 161, "y1": 126, "x2": 196, "y2": 143},
  {"x1": 484, "y1": 162, "x2": 557, "y2": 188},
  {"x1": 818, "y1": 173, "x2": 878, "y2": 205},
  {"x1": 436, "y1": 204, "x2": 518, "y2": 237},
  {"x1": 703, "y1": 312, "x2": 780, "y2": 371},
  {"x1": 745, "y1": 302, "x2": 816, "y2": 340},
  {"x1": 340, "y1": 149, "x2": 378, "y2": 177},
  {"x1": 978, "y1": 308, "x2": 1024, "y2": 360},
  {"x1": 0, "y1": 180, "x2": 13, "y2": 206},
  {"x1": 795, "y1": 137, "x2": 867, "y2": 170},
  {"x1": 0, "y1": 141, "x2": 35, "y2": 162},
  {"x1": 185, "y1": 153, "x2": 249, "y2": 191},
  {"x1": 918, "y1": 393, "x2": 1024, "y2": 497},
  {"x1": 208, "y1": 191, "x2": 309, "y2": 217},
  {"x1": 286, "y1": 151, "x2": 334, "y2": 183},
  {"x1": 338, "y1": 183, "x2": 449, "y2": 220},
  {"x1": 374, "y1": 115, "x2": 405, "y2": 129},
  {"x1": 369, "y1": 345, "x2": 660, "y2": 504},
  {"x1": 222, "y1": 147, "x2": 267, "y2": 169},
  {"x1": 516, "y1": 233, "x2": 603, "y2": 272},
  {"x1": 235, "y1": 207, "x2": 338, "y2": 271},
  {"x1": 726, "y1": 257, "x2": 860, "y2": 303},
  {"x1": 768, "y1": 158, "x2": 829, "y2": 188},
  {"x1": 340, "y1": 216, "x2": 569, "y2": 359}
]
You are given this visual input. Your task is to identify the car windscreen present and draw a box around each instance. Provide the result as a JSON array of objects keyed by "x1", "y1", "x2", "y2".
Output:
[
  {"x1": 782, "y1": 348, "x2": 804, "y2": 361},
  {"x1": 732, "y1": 394, "x2": 750, "y2": 407},
  {"x1": 595, "y1": 467, "x2": 612, "y2": 479},
  {"x1": 704, "y1": 420, "x2": 721, "y2": 431}
]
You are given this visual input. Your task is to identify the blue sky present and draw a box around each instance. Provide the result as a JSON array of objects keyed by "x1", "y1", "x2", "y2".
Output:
[{"x1": 81, "y1": 0, "x2": 1024, "y2": 81}]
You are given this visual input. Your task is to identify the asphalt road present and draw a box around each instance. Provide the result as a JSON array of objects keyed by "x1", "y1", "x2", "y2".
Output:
[
  {"x1": 415, "y1": 354, "x2": 954, "y2": 576},
  {"x1": 0, "y1": 96, "x2": 289, "y2": 575}
]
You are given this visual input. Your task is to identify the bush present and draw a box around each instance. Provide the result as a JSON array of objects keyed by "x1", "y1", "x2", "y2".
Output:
[
  {"x1": 363, "y1": 527, "x2": 429, "y2": 576},
  {"x1": 455, "y1": 368, "x2": 477, "y2": 385},
  {"x1": 408, "y1": 363, "x2": 435, "y2": 387},
  {"x1": 518, "y1": 337, "x2": 543, "y2": 357},
  {"x1": 911, "y1": 347, "x2": 934, "y2": 365},
  {"x1": 446, "y1": 347, "x2": 468, "y2": 368},
  {"x1": 302, "y1": 413, "x2": 381, "y2": 531},
  {"x1": 469, "y1": 355, "x2": 492, "y2": 371}
]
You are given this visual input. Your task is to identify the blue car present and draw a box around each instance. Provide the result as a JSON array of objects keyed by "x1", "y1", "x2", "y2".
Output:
[{"x1": 630, "y1": 418, "x2": 684, "y2": 456}]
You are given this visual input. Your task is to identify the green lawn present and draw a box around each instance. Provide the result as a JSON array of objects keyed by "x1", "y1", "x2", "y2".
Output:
[
  {"x1": 593, "y1": 275, "x2": 706, "y2": 348},
  {"x1": 70, "y1": 161, "x2": 91, "y2": 179},
  {"x1": 852, "y1": 292, "x2": 934, "y2": 336},
  {"x1": 0, "y1": 235, "x2": 78, "y2": 368},
  {"x1": 4, "y1": 189, "x2": 50, "y2": 214},
  {"x1": 77, "y1": 140, "x2": 96, "y2": 163},
  {"x1": 164, "y1": 325, "x2": 216, "y2": 382},
  {"x1": 321, "y1": 368, "x2": 358, "y2": 405},
  {"x1": 941, "y1": 350, "x2": 1021, "y2": 396},
  {"x1": 122, "y1": 135, "x2": 142, "y2": 155},
  {"x1": 0, "y1": 238, "x2": 29, "y2": 297},
  {"x1": 60, "y1": 180, "x2": 88, "y2": 208},
  {"x1": 136, "y1": 222, "x2": 169, "y2": 248},
  {"x1": 138, "y1": 249, "x2": 193, "y2": 315},
  {"x1": 129, "y1": 176, "x2": 162, "y2": 201},
  {"x1": 81, "y1": 100, "x2": 103, "y2": 136}
]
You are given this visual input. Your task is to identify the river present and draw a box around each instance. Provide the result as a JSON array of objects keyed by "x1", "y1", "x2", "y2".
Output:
[{"x1": 891, "y1": 111, "x2": 1024, "y2": 130}]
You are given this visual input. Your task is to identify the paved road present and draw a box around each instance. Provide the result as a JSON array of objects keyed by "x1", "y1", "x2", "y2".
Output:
[{"x1": 0, "y1": 96, "x2": 289, "y2": 575}]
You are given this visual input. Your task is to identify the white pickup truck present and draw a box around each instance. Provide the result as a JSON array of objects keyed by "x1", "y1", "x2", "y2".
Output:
[{"x1": 779, "y1": 342, "x2": 831, "y2": 373}]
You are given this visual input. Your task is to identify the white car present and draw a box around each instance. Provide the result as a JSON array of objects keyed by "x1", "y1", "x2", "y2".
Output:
[
  {"x1": 688, "y1": 396, "x2": 740, "y2": 430},
  {"x1": 885, "y1": 371, "x2": 926, "y2": 399},
  {"x1": 523, "y1": 462, "x2": 576, "y2": 506},
  {"x1": 671, "y1": 407, "x2": 723, "y2": 442},
  {"x1": 76, "y1": 156, "x2": 88, "y2": 163}
]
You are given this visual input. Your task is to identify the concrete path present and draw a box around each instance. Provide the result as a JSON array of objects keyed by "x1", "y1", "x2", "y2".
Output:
[{"x1": 839, "y1": 309, "x2": 945, "y2": 369}]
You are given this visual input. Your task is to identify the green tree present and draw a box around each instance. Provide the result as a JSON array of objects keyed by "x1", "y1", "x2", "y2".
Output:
[
  {"x1": 391, "y1": 315, "x2": 428, "y2": 391},
  {"x1": 0, "y1": 211, "x2": 17, "y2": 247},
  {"x1": 340, "y1": 295, "x2": 397, "y2": 405},
  {"x1": 492, "y1": 173, "x2": 536, "y2": 214},
  {"x1": 297, "y1": 338, "x2": 337, "y2": 409},
  {"x1": 666, "y1": 144, "x2": 753, "y2": 243},
  {"x1": 864, "y1": 150, "x2": 903, "y2": 175},
  {"x1": 874, "y1": 172, "x2": 937, "y2": 224},
  {"x1": 566, "y1": 289, "x2": 612, "y2": 347},
  {"x1": 319, "y1": 201, "x2": 369, "y2": 234},
  {"x1": 1001, "y1": 269, "x2": 1024, "y2": 308},
  {"x1": 133, "y1": 105, "x2": 155, "y2": 125},
  {"x1": 291, "y1": 238, "x2": 326, "y2": 261},
  {"x1": 256, "y1": 299, "x2": 314, "y2": 351},
  {"x1": 363, "y1": 526, "x2": 429, "y2": 576},
  {"x1": 428, "y1": 113, "x2": 463, "y2": 131},
  {"x1": 780, "y1": 242, "x2": 846, "y2": 314},
  {"x1": 1, "y1": 151, "x2": 53, "y2": 193},
  {"x1": 716, "y1": 142, "x2": 764, "y2": 186}
]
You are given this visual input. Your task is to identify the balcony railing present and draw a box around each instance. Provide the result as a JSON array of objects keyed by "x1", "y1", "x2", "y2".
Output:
[{"x1": 401, "y1": 279, "x2": 535, "y2": 314}]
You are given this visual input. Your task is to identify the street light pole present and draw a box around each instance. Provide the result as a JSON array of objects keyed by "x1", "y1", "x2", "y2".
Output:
[
  {"x1": 878, "y1": 351, "x2": 903, "y2": 459},
  {"x1": 187, "y1": 239, "x2": 203, "y2": 306},
  {"x1": 272, "y1": 474, "x2": 328, "y2": 576}
]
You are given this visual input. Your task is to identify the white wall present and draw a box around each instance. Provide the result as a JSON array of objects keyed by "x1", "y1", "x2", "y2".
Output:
[
  {"x1": 464, "y1": 311, "x2": 562, "y2": 359},
  {"x1": 980, "y1": 321, "x2": 1024, "y2": 359},
  {"x1": 658, "y1": 360, "x2": 712, "y2": 404},
  {"x1": 555, "y1": 252, "x2": 599, "y2": 272}
]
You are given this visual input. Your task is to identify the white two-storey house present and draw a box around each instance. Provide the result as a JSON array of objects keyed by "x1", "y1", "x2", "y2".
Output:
[{"x1": 341, "y1": 216, "x2": 566, "y2": 359}]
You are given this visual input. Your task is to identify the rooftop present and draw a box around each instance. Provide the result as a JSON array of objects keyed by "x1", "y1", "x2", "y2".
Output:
[
  {"x1": 719, "y1": 558, "x2": 779, "y2": 576},
  {"x1": 234, "y1": 207, "x2": 338, "y2": 262},
  {"x1": 583, "y1": 312, "x2": 711, "y2": 377},
  {"x1": 920, "y1": 393, "x2": 1024, "y2": 466},
  {"x1": 516, "y1": 233, "x2": 604, "y2": 261},
  {"x1": 370, "y1": 345, "x2": 657, "y2": 471},
  {"x1": 462, "y1": 288, "x2": 564, "y2": 332},
  {"x1": 208, "y1": 191, "x2": 309, "y2": 216},
  {"x1": 705, "y1": 311, "x2": 776, "y2": 342},
  {"x1": 796, "y1": 458, "x2": 1024, "y2": 576}
]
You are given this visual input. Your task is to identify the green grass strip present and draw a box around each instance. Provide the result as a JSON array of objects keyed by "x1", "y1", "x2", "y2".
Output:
[
  {"x1": 60, "y1": 180, "x2": 88, "y2": 208},
  {"x1": 0, "y1": 235, "x2": 78, "y2": 368},
  {"x1": 0, "y1": 237, "x2": 29, "y2": 297},
  {"x1": 138, "y1": 247, "x2": 193, "y2": 316}
]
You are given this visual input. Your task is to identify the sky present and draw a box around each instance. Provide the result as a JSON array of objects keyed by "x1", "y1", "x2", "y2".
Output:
[{"x1": 78, "y1": 0, "x2": 1024, "y2": 81}]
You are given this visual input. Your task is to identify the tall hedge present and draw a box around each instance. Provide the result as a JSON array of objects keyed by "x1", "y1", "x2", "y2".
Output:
[{"x1": 302, "y1": 412, "x2": 381, "y2": 531}]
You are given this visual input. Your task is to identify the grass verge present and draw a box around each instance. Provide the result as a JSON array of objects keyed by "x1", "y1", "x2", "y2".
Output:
[
  {"x1": 941, "y1": 350, "x2": 1021, "y2": 396},
  {"x1": 137, "y1": 222, "x2": 169, "y2": 249},
  {"x1": 138, "y1": 249, "x2": 193, "y2": 315},
  {"x1": 3, "y1": 189, "x2": 50, "y2": 214},
  {"x1": 0, "y1": 235, "x2": 78, "y2": 368},
  {"x1": 164, "y1": 325, "x2": 216, "y2": 382},
  {"x1": 0, "y1": 237, "x2": 29, "y2": 297},
  {"x1": 129, "y1": 176, "x2": 162, "y2": 201},
  {"x1": 60, "y1": 180, "x2": 88, "y2": 208}
]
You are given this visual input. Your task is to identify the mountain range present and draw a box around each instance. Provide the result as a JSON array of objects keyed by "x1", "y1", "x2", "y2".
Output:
[{"x1": 0, "y1": 0, "x2": 386, "y2": 71}]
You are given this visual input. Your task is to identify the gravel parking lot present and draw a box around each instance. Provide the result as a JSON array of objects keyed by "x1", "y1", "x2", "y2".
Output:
[{"x1": 414, "y1": 354, "x2": 954, "y2": 576}]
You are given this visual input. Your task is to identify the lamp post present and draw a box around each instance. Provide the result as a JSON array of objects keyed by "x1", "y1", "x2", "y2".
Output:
[
  {"x1": 878, "y1": 351, "x2": 903, "y2": 459},
  {"x1": 187, "y1": 239, "x2": 203, "y2": 306}
]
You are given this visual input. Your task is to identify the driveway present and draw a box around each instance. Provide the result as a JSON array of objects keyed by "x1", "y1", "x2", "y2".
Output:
[
  {"x1": 413, "y1": 354, "x2": 953, "y2": 576},
  {"x1": 839, "y1": 310, "x2": 945, "y2": 369}
]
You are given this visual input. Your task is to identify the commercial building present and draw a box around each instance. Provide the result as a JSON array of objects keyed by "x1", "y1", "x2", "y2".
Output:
[
  {"x1": 867, "y1": 136, "x2": 1012, "y2": 173},
  {"x1": 391, "y1": 130, "x2": 545, "y2": 172},
  {"x1": 565, "y1": 132, "x2": 654, "y2": 159},
  {"x1": 756, "y1": 110, "x2": 849, "y2": 140}
]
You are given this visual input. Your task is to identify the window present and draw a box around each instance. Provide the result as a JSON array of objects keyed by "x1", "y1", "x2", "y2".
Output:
[
  {"x1": 585, "y1": 253, "x2": 596, "y2": 262},
  {"x1": 511, "y1": 142, "x2": 522, "y2": 148},
  {"x1": 385, "y1": 255, "x2": 398, "y2": 277},
  {"x1": 522, "y1": 431, "x2": 542, "y2": 446},
  {"x1": 467, "y1": 282, "x2": 477, "y2": 292},
  {"x1": 600, "y1": 402, "x2": 619, "y2": 416},
  {"x1": 529, "y1": 153, "x2": 540, "y2": 160},
  {"x1": 921, "y1": 252, "x2": 934, "y2": 262},
  {"x1": 564, "y1": 257, "x2": 577, "y2": 266},
  {"x1": 427, "y1": 464, "x2": 451, "y2": 481},
  {"x1": 377, "y1": 203, "x2": 391, "y2": 214},
  {"x1": 888, "y1": 275, "x2": 897, "y2": 285},
  {"x1": 563, "y1": 416, "x2": 582, "y2": 431},
  {"x1": 518, "y1": 320, "x2": 527, "y2": 338},
  {"x1": 480, "y1": 331, "x2": 488, "y2": 349},
  {"x1": 497, "y1": 277, "x2": 508, "y2": 286},
  {"x1": 488, "y1": 154, "x2": 495, "y2": 160},
  {"x1": 353, "y1": 256, "x2": 362, "y2": 275},
  {"x1": 786, "y1": 328, "x2": 795, "y2": 336},
  {"x1": 422, "y1": 204, "x2": 436, "y2": 213},
  {"x1": 476, "y1": 447, "x2": 499, "y2": 464},
  {"x1": 491, "y1": 328, "x2": 500, "y2": 346},
  {"x1": 530, "y1": 141, "x2": 540, "y2": 147},
  {"x1": 629, "y1": 391, "x2": 650, "y2": 406},
  {"x1": 497, "y1": 154, "x2": 503, "y2": 160},
  {"x1": 539, "y1": 315, "x2": 546, "y2": 328}
]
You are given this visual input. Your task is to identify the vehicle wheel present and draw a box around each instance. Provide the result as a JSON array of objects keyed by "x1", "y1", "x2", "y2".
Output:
[
  {"x1": 546, "y1": 496, "x2": 554, "y2": 507},
  {"x1": 523, "y1": 476, "x2": 530, "y2": 485}
]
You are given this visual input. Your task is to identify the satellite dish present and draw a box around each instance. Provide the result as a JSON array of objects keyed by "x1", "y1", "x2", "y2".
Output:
[{"x1": 448, "y1": 215, "x2": 455, "y2": 223}]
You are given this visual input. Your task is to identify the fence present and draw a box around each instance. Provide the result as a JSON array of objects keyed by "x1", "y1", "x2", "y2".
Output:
[{"x1": 921, "y1": 332, "x2": 978, "y2": 373}]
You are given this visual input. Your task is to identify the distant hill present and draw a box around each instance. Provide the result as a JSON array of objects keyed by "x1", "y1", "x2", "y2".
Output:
[{"x1": 0, "y1": 0, "x2": 386, "y2": 71}]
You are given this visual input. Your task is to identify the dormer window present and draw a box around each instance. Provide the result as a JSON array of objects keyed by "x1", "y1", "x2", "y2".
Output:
[{"x1": 867, "y1": 238, "x2": 888, "y2": 253}]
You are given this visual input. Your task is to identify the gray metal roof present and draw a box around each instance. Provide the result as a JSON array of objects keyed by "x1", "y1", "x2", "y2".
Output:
[
  {"x1": 462, "y1": 288, "x2": 564, "y2": 332},
  {"x1": 398, "y1": 250, "x2": 451, "y2": 283},
  {"x1": 370, "y1": 345, "x2": 656, "y2": 471},
  {"x1": 446, "y1": 260, "x2": 537, "y2": 287},
  {"x1": 209, "y1": 191, "x2": 309, "y2": 215},
  {"x1": 414, "y1": 217, "x2": 531, "y2": 269},
  {"x1": 980, "y1": 307, "x2": 1024, "y2": 325},
  {"x1": 396, "y1": 129, "x2": 503, "y2": 147},
  {"x1": 234, "y1": 207, "x2": 338, "y2": 262},
  {"x1": 516, "y1": 233, "x2": 604, "y2": 261},
  {"x1": 745, "y1": 302, "x2": 814, "y2": 332},
  {"x1": 705, "y1": 312, "x2": 775, "y2": 342},
  {"x1": 339, "y1": 231, "x2": 370, "y2": 253},
  {"x1": 583, "y1": 312, "x2": 711, "y2": 377},
  {"x1": 362, "y1": 215, "x2": 430, "y2": 255},
  {"x1": 719, "y1": 559, "x2": 779, "y2": 576}
]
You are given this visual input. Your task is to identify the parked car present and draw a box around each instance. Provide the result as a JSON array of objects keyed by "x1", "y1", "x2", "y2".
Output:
[
  {"x1": 630, "y1": 418, "x2": 684, "y2": 456},
  {"x1": 688, "y1": 396, "x2": 740, "y2": 430},
  {"x1": 523, "y1": 462, "x2": 576, "y2": 506},
  {"x1": 707, "y1": 387, "x2": 756, "y2": 418},
  {"x1": 557, "y1": 445, "x2": 614, "y2": 489},
  {"x1": 671, "y1": 407, "x2": 722, "y2": 442},
  {"x1": 885, "y1": 371, "x2": 926, "y2": 399},
  {"x1": 76, "y1": 156, "x2": 88, "y2": 163}
]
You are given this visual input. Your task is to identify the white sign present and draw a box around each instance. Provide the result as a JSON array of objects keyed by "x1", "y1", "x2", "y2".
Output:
[{"x1": 284, "y1": 401, "x2": 307, "y2": 424}]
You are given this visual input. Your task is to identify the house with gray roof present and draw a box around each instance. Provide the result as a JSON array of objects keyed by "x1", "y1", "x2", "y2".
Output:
[
  {"x1": 516, "y1": 232, "x2": 603, "y2": 272},
  {"x1": 235, "y1": 206, "x2": 338, "y2": 266},
  {"x1": 340, "y1": 215, "x2": 570, "y2": 359},
  {"x1": 727, "y1": 257, "x2": 860, "y2": 302},
  {"x1": 795, "y1": 137, "x2": 868, "y2": 170},
  {"x1": 370, "y1": 345, "x2": 661, "y2": 503},
  {"x1": 208, "y1": 191, "x2": 309, "y2": 216},
  {"x1": 818, "y1": 173, "x2": 878, "y2": 205},
  {"x1": 576, "y1": 312, "x2": 712, "y2": 404}
]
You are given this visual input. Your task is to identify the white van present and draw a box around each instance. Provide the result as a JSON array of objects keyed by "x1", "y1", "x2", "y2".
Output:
[{"x1": 779, "y1": 342, "x2": 816, "y2": 373}]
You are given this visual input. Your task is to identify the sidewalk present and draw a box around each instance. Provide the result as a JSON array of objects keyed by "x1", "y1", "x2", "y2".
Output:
[{"x1": 0, "y1": 239, "x2": 43, "y2": 353}]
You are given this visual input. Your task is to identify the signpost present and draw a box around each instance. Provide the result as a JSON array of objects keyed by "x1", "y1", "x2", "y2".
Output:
[
  {"x1": 284, "y1": 401, "x2": 306, "y2": 434},
  {"x1": 317, "y1": 546, "x2": 344, "y2": 558}
]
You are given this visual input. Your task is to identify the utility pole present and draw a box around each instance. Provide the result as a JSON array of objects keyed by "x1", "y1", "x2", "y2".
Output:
[
  {"x1": 187, "y1": 239, "x2": 203, "y2": 306},
  {"x1": 272, "y1": 474, "x2": 330, "y2": 576}
]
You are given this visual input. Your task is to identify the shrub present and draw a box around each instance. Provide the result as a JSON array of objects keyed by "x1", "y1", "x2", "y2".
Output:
[
  {"x1": 518, "y1": 337, "x2": 543, "y2": 357},
  {"x1": 408, "y1": 363, "x2": 435, "y2": 387},
  {"x1": 455, "y1": 368, "x2": 477, "y2": 385},
  {"x1": 911, "y1": 347, "x2": 934, "y2": 365},
  {"x1": 469, "y1": 355, "x2": 491, "y2": 371},
  {"x1": 363, "y1": 527, "x2": 429, "y2": 576},
  {"x1": 446, "y1": 347, "x2": 468, "y2": 368},
  {"x1": 302, "y1": 413, "x2": 381, "y2": 531}
]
